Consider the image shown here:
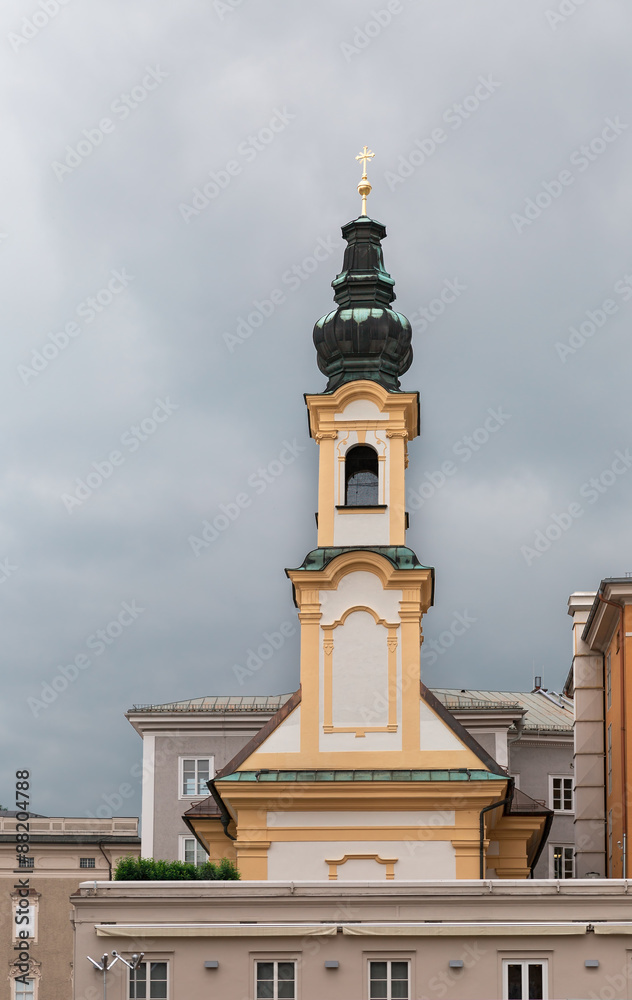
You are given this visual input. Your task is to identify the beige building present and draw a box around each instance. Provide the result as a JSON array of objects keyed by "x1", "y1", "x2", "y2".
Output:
[
  {"x1": 72, "y1": 877, "x2": 632, "y2": 1000},
  {"x1": 1, "y1": 813, "x2": 139, "y2": 1000}
]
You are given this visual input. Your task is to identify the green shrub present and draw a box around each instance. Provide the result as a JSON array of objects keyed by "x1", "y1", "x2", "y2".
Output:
[{"x1": 113, "y1": 856, "x2": 240, "y2": 880}]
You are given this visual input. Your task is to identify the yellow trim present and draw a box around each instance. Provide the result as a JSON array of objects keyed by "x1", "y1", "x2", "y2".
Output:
[
  {"x1": 306, "y1": 381, "x2": 419, "y2": 438},
  {"x1": 267, "y1": 827, "x2": 456, "y2": 842},
  {"x1": 245, "y1": 749, "x2": 494, "y2": 769},
  {"x1": 285, "y1": 549, "x2": 433, "y2": 761},
  {"x1": 326, "y1": 853, "x2": 397, "y2": 880},
  {"x1": 308, "y1": 381, "x2": 418, "y2": 547}
]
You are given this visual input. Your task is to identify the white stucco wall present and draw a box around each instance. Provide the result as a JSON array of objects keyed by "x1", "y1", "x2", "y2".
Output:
[
  {"x1": 319, "y1": 573, "x2": 403, "y2": 752},
  {"x1": 333, "y1": 509, "x2": 390, "y2": 546},
  {"x1": 334, "y1": 400, "x2": 388, "y2": 421},
  {"x1": 419, "y1": 701, "x2": 466, "y2": 751},
  {"x1": 267, "y1": 839, "x2": 457, "y2": 880},
  {"x1": 331, "y1": 610, "x2": 388, "y2": 728},
  {"x1": 255, "y1": 706, "x2": 301, "y2": 753}
]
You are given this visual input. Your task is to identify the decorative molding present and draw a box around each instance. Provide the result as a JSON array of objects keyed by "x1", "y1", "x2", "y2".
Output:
[
  {"x1": 325, "y1": 853, "x2": 398, "y2": 880},
  {"x1": 322, "y1": 607, "x2": 399, "y2": 737}
]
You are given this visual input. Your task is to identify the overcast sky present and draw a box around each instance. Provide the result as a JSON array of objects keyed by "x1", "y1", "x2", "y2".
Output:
[{"x1": 2, "y1": 0, "x2": 632, "y2": 819}]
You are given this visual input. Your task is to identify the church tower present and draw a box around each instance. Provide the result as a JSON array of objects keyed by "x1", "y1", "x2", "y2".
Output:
[{"x1": 188, "y1": 155, "x2": 550, "y2": 880}]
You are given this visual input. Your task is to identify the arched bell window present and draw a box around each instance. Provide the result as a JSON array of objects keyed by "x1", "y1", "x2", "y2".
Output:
[{"x1": 345, "y1": 445, "x2": 379, "y2": 506}]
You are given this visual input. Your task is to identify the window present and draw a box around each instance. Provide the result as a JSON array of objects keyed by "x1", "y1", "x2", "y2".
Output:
[
  {"x1": 180, "y1": 757, "x2": 213, "y2": 797},
  {"x1": 345, "y1": 445, "x2": 379, "y2": 506},
  {"x1": 608, "y1": 809, "x2": 613, "y2": 868},
  {"x1": 80, "y1": 857, "x2": 96, "y2": 869},
  {"x1": 608, "y1": 724, "x2": 613, "y2": 795},
  {"x1": 549, "y1": 776, "x2": 573, "y2": 812},
  {"x1": 369, "y1": 960, "x2": 410, "y2": 999},
  {"x1": 606, "y1": 652, "x2": 612, "y2": 709},
  {"x1": 551, "y1": 846, "x2": 574, "y2": 879},
  {"x1": 18, "y1": 856, "x2": 34, "y2": 868},
  {"x1": 180, "y1": 836, "x2": 208, "y2": 866},
  {"x1": 129, "y1": 961, "x2": 168, "y2": 999},
  {"x1": 13, "y1": 980, "x2": 35, "y2": 1000},
  {"x1": 255, "y1": 960, "x2": 296, "y2": 999},
  {"x1": 502, "y1": 959, "x2": 547, "y2": 999},
  {"x1": 12, "y1": 896, "x2": 37, "y2": 941}
]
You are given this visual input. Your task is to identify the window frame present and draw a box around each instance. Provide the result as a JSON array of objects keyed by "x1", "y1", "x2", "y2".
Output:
[
  {"x1": 367, "y1": 957, "x2": 411, "y2": 1000},
  {"x1": 179, "y1": 835, "x2": 209, "y2": 867},
  {"x1": 129, "y1": 959, "x2": 169, "y2": 1000},
  {"x1": 550, "y1": 845, "x2": 574, "y2": 879},
  {"x1": 549, "y1": 775, "x2": 573, "y2": 813},
  {"x1": 501, "y1": 958, "x2": 548, "y2": 999},
  {"x1": 12, "y1": 978, "x2": 37, "y2": 1000},
  {"x1": 606, "y1": 651, "x2": 612, "y2": 709},
  {"x1": 607, "y1": 724, "x2": 613, "y2": 795},
  {"x1": 253, "y1": 957, "x2": 298, "y2": 1000},
  {"x1": 178, "y1": 756, "x2": 214, "y2": 799},
  {"x1": 79, "y1": 857, "x2": 96, "y2": 869},
  {"x1": 12, "y1": 893, "x2": 38, "y2": 943}
]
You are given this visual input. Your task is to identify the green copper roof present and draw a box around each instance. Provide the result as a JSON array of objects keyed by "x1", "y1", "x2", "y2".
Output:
[
  {"x1": 313, "y1": 216, "x2": 413, "y2": 392},
  {"x1": 217, "y1": 769, "x2": 507, "y2": 783},
  {"x1": 289, "y1": 546, "x2": 431, "y2": 573}
]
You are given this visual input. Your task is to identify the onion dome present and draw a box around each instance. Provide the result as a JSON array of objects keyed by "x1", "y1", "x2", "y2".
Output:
[{"x1": 313, "y1": 216, "x2": 413, "y2": 392}]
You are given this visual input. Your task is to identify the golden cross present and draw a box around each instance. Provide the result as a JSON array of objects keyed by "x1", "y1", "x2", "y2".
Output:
[
  {"x1": 356, "y1": 145, "x2": 375, "y2": 176},
  {"x1": 355, "y1": 145, "x2": 375, "y2": 215}
]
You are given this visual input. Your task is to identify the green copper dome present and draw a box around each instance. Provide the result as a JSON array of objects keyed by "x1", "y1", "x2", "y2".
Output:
[{"x1": 313, "y1": 216, "x2": 413, "y2": 392}]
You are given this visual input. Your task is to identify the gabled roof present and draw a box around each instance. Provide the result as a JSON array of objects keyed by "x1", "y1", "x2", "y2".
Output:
[
  {"x1": 419, "y1": 683, "x2": 505, "y2": 773},
  {"x1": 214, "y1": 685, "x2": 505, "y2": 781},
  {"x1": 215, "y1": 689, "x2": 302, "y2": 778}
]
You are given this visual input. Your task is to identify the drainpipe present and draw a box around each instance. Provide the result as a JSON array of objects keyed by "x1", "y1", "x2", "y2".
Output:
[
  {"x1": 598, "y1": 594, "x2": 627, "y2": 877},
  {"x1": 479, "y1": 780, "x2": 514, "y2": 879},
  {"x1": 97, "y1": 841, "x2": 112, "y2": 880},
  {"x1": 207, "y1": 779, "x2": 236, "y2": 841}
]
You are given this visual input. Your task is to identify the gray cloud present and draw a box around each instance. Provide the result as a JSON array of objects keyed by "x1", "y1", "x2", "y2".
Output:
[{"x1": 2, "y1": 0, "x2": 632, "y2": 818}]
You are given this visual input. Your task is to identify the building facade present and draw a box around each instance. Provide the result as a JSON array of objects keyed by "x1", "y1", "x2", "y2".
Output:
[
  {"x1": 568, "y1": 579, "x2": 632, "y2": 878},
  {"x1": 72, "y1": 878, "x2": 632, "y2": 1000},
  {"x1": 128, "y1": 686, "x2": 573, "y2": 877},
  {"x1": 0, "y1": 813, "x2": 139, "y2": 1000},
  {"x1": 126, "y1": 695, "x2": 291, "y2": 861}
]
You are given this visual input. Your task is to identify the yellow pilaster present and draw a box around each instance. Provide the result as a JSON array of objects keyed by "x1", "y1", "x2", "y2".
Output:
[
  {"x1": 298, "y1": 593, "x2": 321, "y2": 755},
  {"x1": 400, "y1": 590, "x2": 422, "y2": 751},
  {"x1": 494, "y1": 832, "x2": 530, "y2": 879},
  {"x1": 452, "y1": 839, "x2": 482, "y2": 879},
  {"x1": 234, "y1": 840, "x2": 270, "y2": 880},
  {"x1": 386, "y1": 429, "x2": 407, "y2": 544},
  {"x1": 316, "y1": 432, "x2": 337, "y2": 546}
]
